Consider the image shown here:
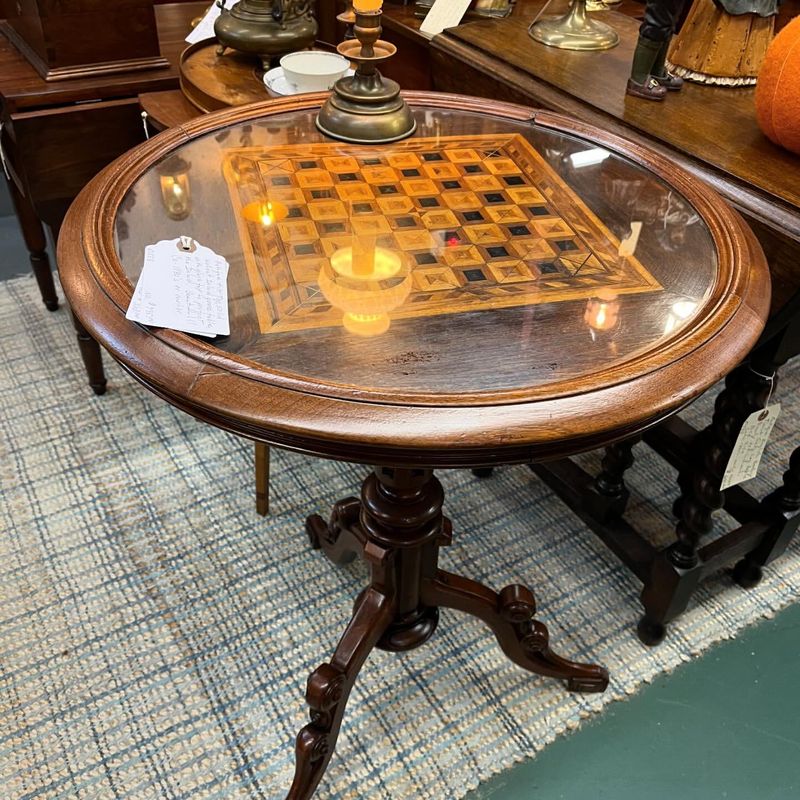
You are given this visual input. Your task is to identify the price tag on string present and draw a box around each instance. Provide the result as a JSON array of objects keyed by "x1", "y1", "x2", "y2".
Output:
[
  {"x1": 420, "y1": 0, "x2": 472, "y2": 37},
  {"x1": 126, "y1": 237, "x2": 230, "y2": 337},
  {"x1": 720, "y1": 372, "x2": 780, "y2": 490}
]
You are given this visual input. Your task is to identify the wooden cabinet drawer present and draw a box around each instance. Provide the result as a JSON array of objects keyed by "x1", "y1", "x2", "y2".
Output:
[{"x1": 9, "y1": 96, "x2": 145, "y2": 206}]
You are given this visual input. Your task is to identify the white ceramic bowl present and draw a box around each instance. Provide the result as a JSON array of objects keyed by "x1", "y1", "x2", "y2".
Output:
[
  {"x1": 279, "y1": 50, "x2": 350, "y2": 93},
  {"x1": 264, "y1": 66, "x2": 354, "y2": 98}
]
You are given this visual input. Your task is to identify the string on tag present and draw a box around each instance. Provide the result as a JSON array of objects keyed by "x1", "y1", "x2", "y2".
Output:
[
  {"x1": 749, "y1": 365, "x2": 776, "y2": 414},
  {"x1": 0, "y1": 122, "x2": 10, "y2": 181},
  {"x1": 141, "y1": 112, "x2": 151, "y2": 141}
]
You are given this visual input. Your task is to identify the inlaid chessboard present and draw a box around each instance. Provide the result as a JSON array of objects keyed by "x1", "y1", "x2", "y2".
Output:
[{"x1": 223, "y1": 134, "x2": 663, "y2": 335}]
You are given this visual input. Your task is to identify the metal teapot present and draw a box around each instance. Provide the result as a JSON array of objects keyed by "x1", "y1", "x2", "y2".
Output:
[{"x1": 215, "y1": 0, "x2": 318, "y2": 69}]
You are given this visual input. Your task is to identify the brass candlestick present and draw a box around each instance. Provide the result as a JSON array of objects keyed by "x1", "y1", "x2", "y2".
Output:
[
  {"x1": 337, "y1": 2, "x2": 357, "y2": 39},
  {"x1": 316, "y1": 7, "x2": 416, "y2": 144},
  {"x1": 528, "y1": 0, "x2": 619, "y2": 51}
]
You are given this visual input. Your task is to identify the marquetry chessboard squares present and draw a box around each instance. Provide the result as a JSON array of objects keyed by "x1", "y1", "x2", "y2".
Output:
[{"x1": 223, "y1": 133, "x2": 662, "y2": 334}]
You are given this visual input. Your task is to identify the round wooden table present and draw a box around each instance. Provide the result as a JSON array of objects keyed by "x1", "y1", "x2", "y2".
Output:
[{"x1": 58, "y1": 92, "x2": 770, "y2": 799}]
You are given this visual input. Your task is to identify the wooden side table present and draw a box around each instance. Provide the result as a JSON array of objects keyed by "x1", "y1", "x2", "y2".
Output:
[{"x1": 58, "y1": 93, "x2": 769, "y2": 798}]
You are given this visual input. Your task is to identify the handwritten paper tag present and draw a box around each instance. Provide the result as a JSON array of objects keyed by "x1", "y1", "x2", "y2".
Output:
[
  {"x1": 420, "y1": 0, "x2": 473, "y2": 37},
  {"x1": 720, "y1": 404, "x2": 781, "y2": 490},
  {"x1": 185, "y1": 4, "x2": 222, "y2": 45},
  {"x1": 126, "y1": 238, "x2": 230, "y2": 337}
]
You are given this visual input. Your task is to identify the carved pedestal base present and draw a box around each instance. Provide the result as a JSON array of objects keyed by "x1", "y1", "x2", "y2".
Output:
[{"x1": 289, "y1": 466, "x2": 608, "y2": 800}]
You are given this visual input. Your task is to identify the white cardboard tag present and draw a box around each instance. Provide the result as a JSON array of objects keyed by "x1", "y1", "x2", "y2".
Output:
[
  {"x1": 720, "y1": 404, "x2": 781, "y2": 490},
  {"x1": 185, "y1": 4, "x2": 222, "y2": 45},
  {"x1": 126, "y1": 238, "x2": 230, "y2": 337},
  {"x1": 420, "y1": 0, "x2": 473, "y2": 37}
]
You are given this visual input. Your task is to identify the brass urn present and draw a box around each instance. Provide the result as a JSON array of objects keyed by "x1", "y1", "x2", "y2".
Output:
[{"x1": 215, "y1": 0, "x2": 318, "y2": 68}]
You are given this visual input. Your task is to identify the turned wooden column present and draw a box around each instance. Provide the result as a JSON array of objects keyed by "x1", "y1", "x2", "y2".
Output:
[
  {"x1": 291, "y1": 467, "x2": 608, "y2": 799},
  {"x1": 7, "y1": 177, "x2": 59, "y2": 311}
]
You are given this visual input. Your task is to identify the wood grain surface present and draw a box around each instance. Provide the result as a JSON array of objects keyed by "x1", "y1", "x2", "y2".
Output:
[{"x1": 0, "y1": 1, "x2": 207, "y2": 111}]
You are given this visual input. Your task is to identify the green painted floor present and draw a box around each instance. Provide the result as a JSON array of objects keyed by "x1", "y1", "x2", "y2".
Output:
[{"x1": 467, "y1": 602, "x2": 800, "y2": 800}]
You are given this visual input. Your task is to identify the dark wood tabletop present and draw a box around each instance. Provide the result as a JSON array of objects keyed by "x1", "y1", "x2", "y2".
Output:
[{"x1": 58, "y1": 93, "x2": 768, "y2": 467}]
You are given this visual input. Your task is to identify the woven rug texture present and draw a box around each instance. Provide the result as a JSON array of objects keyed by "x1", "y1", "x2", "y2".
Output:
[{"x1": 1, "y1": 274, "x2": 799, "y2": 800}]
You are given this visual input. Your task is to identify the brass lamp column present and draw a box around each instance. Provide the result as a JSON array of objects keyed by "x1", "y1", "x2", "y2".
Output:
[
  {"x1": 214, "y1": 0, "x2": 317, "y2": 69},
  {"x1": 316, "y1": 0, "x2": 416, "y2": 144},
  {"x1": 529, "y1": 0, "x2": 619, "y2": 51}
]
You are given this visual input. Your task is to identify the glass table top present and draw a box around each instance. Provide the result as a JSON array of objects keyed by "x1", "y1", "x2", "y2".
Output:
[{"x1": 114, "y1": 106, "x2": 719, "y2": 398}]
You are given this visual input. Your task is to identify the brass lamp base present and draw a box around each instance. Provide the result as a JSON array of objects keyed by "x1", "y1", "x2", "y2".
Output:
[
  {"x1": 316, "y1": 9, "x2": 415, "y2": 144},
  {"x1": 529, "y1": 0, "x2": 619, "y2": 51},
  {"x1": 316, "y1": 77, "x2": 417, "y2": 144},
  {"x1": 586, "y1": 0, "x2": 622, "y2": 10}
]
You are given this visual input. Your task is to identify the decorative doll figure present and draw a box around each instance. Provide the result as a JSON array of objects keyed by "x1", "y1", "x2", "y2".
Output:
[
  {"x1": 666, "y1": 0, "x2": 778, "y2": 86},
  {"x1": 626, "y1": 0, "x2": 691, "y2": 100}
]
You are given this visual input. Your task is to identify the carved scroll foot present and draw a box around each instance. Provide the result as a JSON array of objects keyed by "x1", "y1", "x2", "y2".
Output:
[
  {"x1": 423, "y1": 570, "x2": 608, "y2": 693},
  {"x1": 306, "y1": 497, "x2": 365, "y2": 565},
  {"x1": 287, "y1": 587, "x2": 393, "y2": 800}
]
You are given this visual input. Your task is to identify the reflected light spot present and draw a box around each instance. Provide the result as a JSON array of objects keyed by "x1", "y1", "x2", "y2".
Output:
[
  {"x1": 664, "y1": 299, "x2": 699, "y2": 335},
  {"x1": 320, "y1": 246, "x2": 411, "y2": 337},
  {"x1": 569, "y1": 148, "x2": 610, "y2": 169}
]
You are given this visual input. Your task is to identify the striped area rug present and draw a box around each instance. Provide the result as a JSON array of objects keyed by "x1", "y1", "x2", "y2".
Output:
[{"x1": 1, "y1": 273, "x2": 799, "y2": 800}]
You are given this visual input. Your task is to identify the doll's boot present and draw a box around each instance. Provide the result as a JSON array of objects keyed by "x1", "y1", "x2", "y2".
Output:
[
  {"x1": 626, "y1": 36, "x2": 668, "y2": 100},
  {"x1": 651, "y1": 38, "x2": 684, "y2": 91}
]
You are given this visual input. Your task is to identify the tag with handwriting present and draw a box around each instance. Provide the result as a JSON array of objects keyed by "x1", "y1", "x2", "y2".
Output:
[
  {"x1": 185, "y1": 4, "x2": 222, "y2": 45},
  {"x1": 420, "y1": 0, "x2": 473, "y2": 37},
  {"x1": 720, "y1": 404, "x2": 781, "y2": 490},
  {"x1": 126, "y1": 238, "x2": 230, "y2": 337}
]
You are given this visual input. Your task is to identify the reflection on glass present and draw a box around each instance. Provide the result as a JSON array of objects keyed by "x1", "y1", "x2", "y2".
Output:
[
  {"x1": 584, "y1": 289, "x2": 620, "y2": 334},
  {"x1": 663, "y1": 299, "x2": 699, "y2": 335},
  {"x1": 319, "y1": 243, "x2": 411, "y2": 337},
  {"x1": 243, "y1": 200, "x2": 289, "y2": 226},
  {"x1": 114, "y1": 108, "x2": 720, "y2": 394},
  {"x1": 569, "y1": 148, "x2": 610, "y2": 169},
  {"x1": 157, "y1": 157, "x2": 191, "y2": 221},
  {"x1": 618, "y1": 221, "x2": 642, "y2": 257}
]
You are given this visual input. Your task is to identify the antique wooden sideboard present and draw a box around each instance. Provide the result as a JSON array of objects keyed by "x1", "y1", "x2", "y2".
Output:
[{"x1": 0, "y1": 1, "x2": 206, "y2": 392}]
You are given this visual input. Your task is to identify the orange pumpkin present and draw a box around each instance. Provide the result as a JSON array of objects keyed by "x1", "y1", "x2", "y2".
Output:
[{"x1": 755, "y1": 16, "x2": 800, "y2": 155}]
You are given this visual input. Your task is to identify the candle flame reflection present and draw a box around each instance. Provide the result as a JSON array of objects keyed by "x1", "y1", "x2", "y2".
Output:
[
  {"x1": 319, "y1": 244, "x2": 411, "y2": 337},
  {"x1": 242, "y1": 200, "x2": 289, "y2": 226},
  {"x1": 584, "y1": 289, "x2": 620, "y2": 335}
]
